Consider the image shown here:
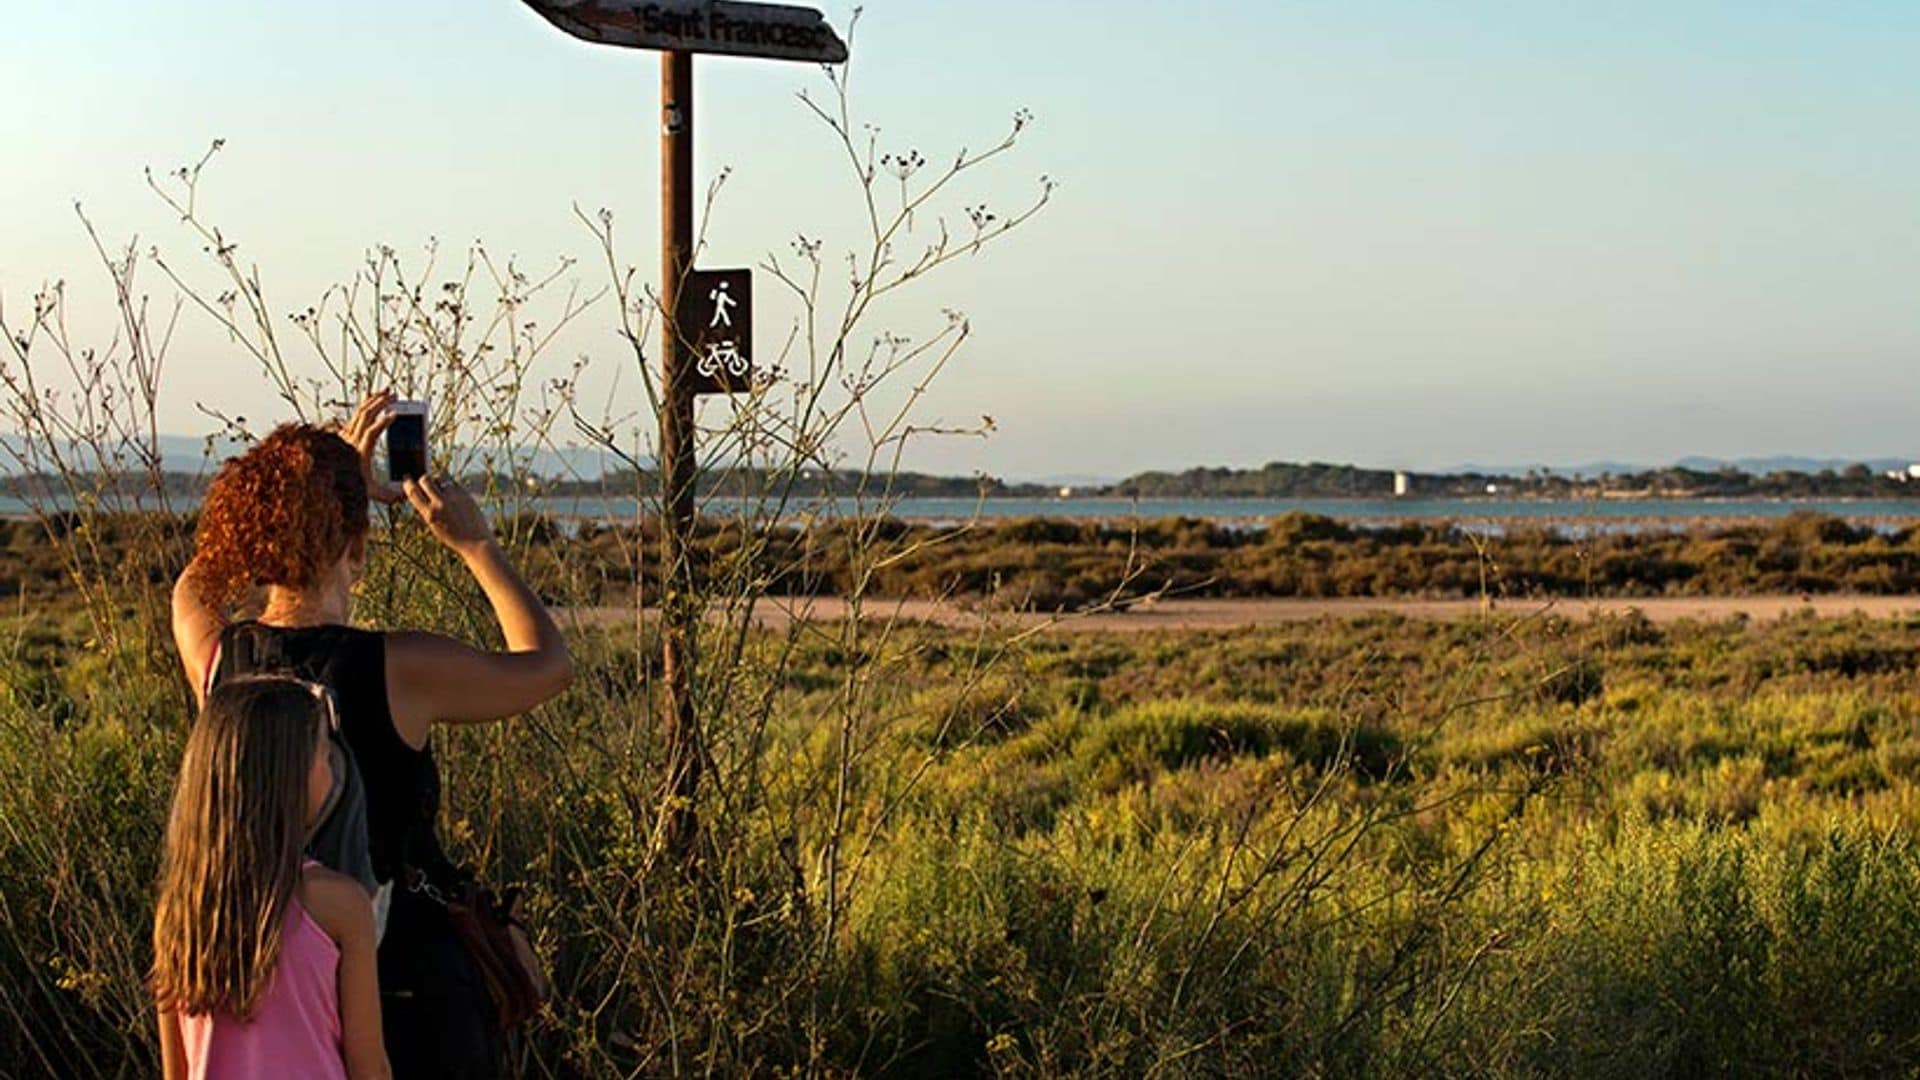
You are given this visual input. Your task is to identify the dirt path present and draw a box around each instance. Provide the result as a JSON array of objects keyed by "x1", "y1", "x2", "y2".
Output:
[{"x1": 567, "y1": 594, "x2": 1920, "y2": 634}]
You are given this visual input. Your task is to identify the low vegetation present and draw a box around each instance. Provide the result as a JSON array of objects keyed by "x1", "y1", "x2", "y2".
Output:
[
  {"x1": 9, "y1": 593, "x2": 1920, "y2": 1075},
  {"x1": 8, "y1": 510, "x2": 1920, "y2": 614}
]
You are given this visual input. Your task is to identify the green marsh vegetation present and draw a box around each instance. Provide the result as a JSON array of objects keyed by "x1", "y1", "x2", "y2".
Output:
[
  {"x1": 468, "y1": 508, "x2": 1920, "y2": 609},
  {"x1": 12, "y1": 600, "x2": 1920, "y2": 1075}
]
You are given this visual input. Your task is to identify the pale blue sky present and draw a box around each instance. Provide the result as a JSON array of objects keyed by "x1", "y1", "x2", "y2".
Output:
[{"x1": 5, "y1": 1, "x2": 1918, "y2": 478}]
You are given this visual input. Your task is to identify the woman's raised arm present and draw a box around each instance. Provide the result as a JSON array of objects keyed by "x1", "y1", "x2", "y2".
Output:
[{"x1": 385, "y1": 476, "x2": 572, "y2": 744}]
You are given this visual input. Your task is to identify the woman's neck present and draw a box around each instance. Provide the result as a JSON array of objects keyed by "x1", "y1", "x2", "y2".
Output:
[{"x1": 259, "y1": 586, "x2": 351, "y2": 628}]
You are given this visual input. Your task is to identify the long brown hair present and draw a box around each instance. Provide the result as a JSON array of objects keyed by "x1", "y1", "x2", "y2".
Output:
[
  {"x1": 151, "y1": 678, "x2": 326, "y2": 1019},
  {"x1": 191, "y1": 424, "x2": 369, "y2": 607}
]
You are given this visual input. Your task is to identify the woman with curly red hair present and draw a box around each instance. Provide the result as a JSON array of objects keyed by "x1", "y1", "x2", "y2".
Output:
[{"x1": 171, "y1": 390, "x2": 572, "y2": 1079}]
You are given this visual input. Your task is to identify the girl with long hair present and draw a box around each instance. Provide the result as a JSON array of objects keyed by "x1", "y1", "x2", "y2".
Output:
[
  {"x1": 171, "y1": 392, "x2": 572, "y2": 1077},
  {"x1": 153, "y1": 677, "x2": 390, "y2": 1078}
]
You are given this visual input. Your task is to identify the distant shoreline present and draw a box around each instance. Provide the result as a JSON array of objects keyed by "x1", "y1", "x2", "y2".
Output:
[
  {"x1": 11, "y1": 455, "x2": 1920, "y2": 504},
  {"x1": 9, "y1": 492, "x2": 1920, "y2": 530}
]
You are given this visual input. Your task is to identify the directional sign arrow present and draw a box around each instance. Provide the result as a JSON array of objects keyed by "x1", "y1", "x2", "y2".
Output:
[{"x1": 520, "y1": 0, "x2": 849, "y2": 63}]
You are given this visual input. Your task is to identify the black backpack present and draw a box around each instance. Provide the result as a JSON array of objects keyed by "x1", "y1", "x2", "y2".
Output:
[{"x1": 210, "y1": 623, "x2": 380, "y2": 895}]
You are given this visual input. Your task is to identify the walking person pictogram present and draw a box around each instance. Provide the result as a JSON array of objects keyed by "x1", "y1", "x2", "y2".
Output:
[{"x1": 709, "y1": 281, "x2": 737, "y2": 328}]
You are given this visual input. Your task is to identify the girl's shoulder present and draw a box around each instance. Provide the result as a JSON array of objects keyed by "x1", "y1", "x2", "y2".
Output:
[{"x1": 298, "y1": 864, "x2": 375, "y2": 948}]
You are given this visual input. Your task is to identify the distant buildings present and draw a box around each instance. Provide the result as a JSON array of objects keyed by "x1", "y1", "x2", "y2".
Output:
[{"x1": 1393, "y1": 471, "x2": 1410, "y2": 497}]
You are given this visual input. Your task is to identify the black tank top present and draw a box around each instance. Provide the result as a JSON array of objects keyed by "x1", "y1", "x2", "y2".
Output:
[{"x1": 214, "y1": 621, "x2": 456, "y2": 885}]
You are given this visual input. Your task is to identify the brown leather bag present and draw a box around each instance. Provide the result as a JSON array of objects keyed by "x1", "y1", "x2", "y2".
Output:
[{"x1": 421, "y1": 874, "x2": 550, "y2": 1032}]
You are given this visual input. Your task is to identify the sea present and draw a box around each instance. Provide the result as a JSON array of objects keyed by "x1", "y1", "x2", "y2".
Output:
[{"x1": 9, "y1": 494, "x2": 1920, "y2": 531}]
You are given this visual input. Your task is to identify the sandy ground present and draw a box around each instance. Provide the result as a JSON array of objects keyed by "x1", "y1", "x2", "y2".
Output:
[{"x1": 566, "y1": 594, "x2": 1920, "y2": 634}]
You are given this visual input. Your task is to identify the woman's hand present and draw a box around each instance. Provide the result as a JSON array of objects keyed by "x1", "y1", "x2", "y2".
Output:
[
  {"x1": 338, "y1": 391, "x2": 404, "y2": 505},
  {"x1": 403, "y1": 475, "x2": 493, "y2": 556}
]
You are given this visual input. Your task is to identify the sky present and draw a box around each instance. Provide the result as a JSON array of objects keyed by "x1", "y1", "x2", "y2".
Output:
[{"x1": 5, "y1": 1, "x2": 1919, "y2": 480}]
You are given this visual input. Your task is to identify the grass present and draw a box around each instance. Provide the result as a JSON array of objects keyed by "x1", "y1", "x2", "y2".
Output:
[{"x1": 9, "y1": 592, "x2": 1920, "y2": 1075}]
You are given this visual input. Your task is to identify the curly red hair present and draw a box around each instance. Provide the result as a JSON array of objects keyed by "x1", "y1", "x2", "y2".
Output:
[{"x1": 193, "y1": 424, "x2": 368, "y2": 605}]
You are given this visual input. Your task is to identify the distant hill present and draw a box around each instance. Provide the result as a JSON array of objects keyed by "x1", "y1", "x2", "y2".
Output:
[
  {"x1": 1673, "y1": 455, "x2": 1917, "y2": 476},
  {"x1": 1443, "y1": 456, "x2": 1920, "y2": 479},
  {"x1": 1, "y1": 434, "x2": 637, "y2": 481},
  {"x1": 1108, "y1": 462, "x2": 1409, "y2": 498},
  {"x1": 1442, "y1": 461, "x2": 1647, "y2": 479},
  {"x1": 1104, "y1": 459, "x2": 1920, "y2": 499}
]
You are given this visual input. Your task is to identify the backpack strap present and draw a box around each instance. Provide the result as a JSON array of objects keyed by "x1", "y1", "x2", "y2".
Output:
[
  {"x1": 205, "y1": 621, "x2": 285, "y2": 696},
  {"x1": 200, "y1": 639, "x2": 222, "y2": 703}
]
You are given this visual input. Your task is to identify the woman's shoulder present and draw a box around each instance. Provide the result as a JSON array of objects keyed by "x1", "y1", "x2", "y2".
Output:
[
  {"x1": 216, "y1": 621, "x2": 387, "y2": 689},
  {"x1": 380, "y1": 627, "x2": 458, "y2": 654},
  {"x1": 380, "y1": 629, "x2": 474, "y2": 693}
]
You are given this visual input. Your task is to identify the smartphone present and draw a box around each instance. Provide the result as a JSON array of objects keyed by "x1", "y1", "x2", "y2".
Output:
[{"x1": 386, "y1": 400, "x2": 428, "y2": 483}]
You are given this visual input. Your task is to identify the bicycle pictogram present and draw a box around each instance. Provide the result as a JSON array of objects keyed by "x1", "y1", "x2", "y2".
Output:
[{"x1": 698, "y1": 339, "x2": 748, "y2": 379}]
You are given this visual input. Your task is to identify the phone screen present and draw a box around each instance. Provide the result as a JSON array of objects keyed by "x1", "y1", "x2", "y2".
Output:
[{"x1": 386, "y1": 401, "x2": 428, "y2": 483}]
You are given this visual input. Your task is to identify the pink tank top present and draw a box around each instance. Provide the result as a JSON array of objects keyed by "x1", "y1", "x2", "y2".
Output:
[{"x1": 175, "y1": 871, "x2": 345, "y2": 1079}]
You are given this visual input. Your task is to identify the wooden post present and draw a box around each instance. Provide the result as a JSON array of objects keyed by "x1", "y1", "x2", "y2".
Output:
[{"x1": 659, "y1": 49, "x2": 701, "y2": 856}]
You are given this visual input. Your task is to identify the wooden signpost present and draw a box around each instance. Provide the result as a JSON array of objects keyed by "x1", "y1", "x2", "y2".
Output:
[
  {"x1": 519, "y1": 0, "x2": 847, "y2": 854},
  {"x1": 521, "y1": 0, "x2": 848, "y2": 63}
]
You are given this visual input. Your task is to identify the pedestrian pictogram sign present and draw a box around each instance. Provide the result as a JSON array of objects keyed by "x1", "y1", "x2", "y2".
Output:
[
  {"x1": 521, "y1": 1, "x2": 848, "y2": 64},
  {"x1": 680, "y1": 268, "x2": 752, "y2": 394}
]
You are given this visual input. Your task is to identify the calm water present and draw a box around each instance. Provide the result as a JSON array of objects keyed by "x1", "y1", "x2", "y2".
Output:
[
  {"x1": 10, "y1": 494, "x2": 1920, "y2": 526},
  {"x1": 513, "y1": 494, "x2": 1920, "y2": 525}
]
